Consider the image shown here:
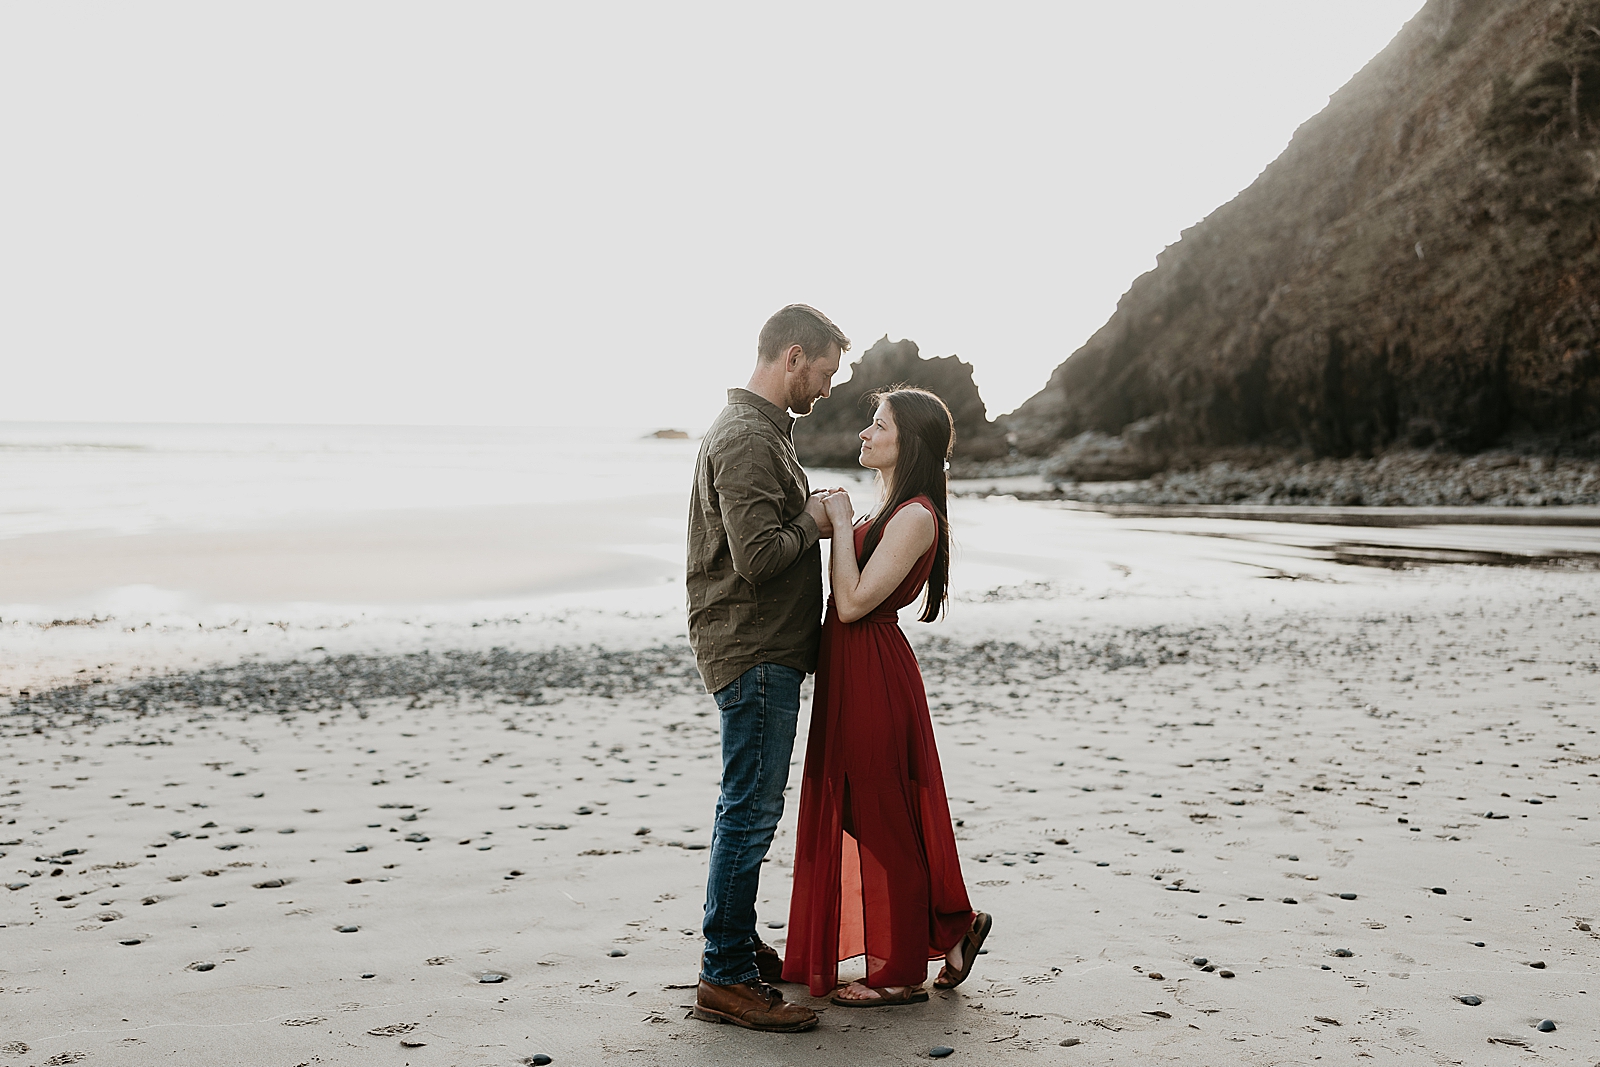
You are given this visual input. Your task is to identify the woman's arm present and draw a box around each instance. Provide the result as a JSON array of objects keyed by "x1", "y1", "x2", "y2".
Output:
[{"x1": 826, "y1": 499, "x2": 936, "y2": 624}]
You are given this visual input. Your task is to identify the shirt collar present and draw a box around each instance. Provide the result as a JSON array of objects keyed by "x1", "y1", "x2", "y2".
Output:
[{"x1": 727, "y1": 387, "x2": 795, "y2": 436}]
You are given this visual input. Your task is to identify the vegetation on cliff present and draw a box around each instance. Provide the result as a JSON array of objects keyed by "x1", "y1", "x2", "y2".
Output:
[{"x1": 1009, "y1": 0, "x2": 1600, "y2": 480}]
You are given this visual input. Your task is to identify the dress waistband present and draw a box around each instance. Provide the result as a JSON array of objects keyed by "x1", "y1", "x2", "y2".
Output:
[{"x1": 829, "y1": 597, "x2": 900, "y2": 625}]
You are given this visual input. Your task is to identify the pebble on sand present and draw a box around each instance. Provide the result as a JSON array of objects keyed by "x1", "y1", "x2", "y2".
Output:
[
  {"x1": 1147, "y1": 972, "x2": 1164, "y2": 980},
  {"x1": 189, "y1": 962, "x2": 215, "y2": 972},
  {"x1": 336, "y1": 925, "x2": 359, "y2": 933},
  {"x1": 1219, "y1": 970, "x2": 1235, "y2": 978},
  {"x1": 1529, "y1": 961, "x2": 1546, "y2": 969},
  {"x1": 1192, "y1": 957, "x2": 1207, "y2": 966},
  {"x1": 479, "y1": 973, "x2": 508, "y2": 984},
  {"x1": 1339, "y1": 893, "x2": 1357, "y2": 900},
  {"x1": 1456, "y1": 995, "x2": 1482, "y2": 1005},
  {"x1": 929, "y1": 1047, "x2": 954, "y2": 1058},
  {"x1": 1431, "y1": 887, "x2": 1448, "y2": 895},
  {"x1": 119, "y1": 939, "x2": 141, "y2": 946},
  {"x1": 253, "y1": 879, "x2": 285, "y2": 889},
  {"x1": 1059, "y1": 1037, "x2": 1080, "y2": 1047},
  {"x1": 1537, "y1": 1020, "x2": 1556, "y2": 1032},
  {"x1": 528, "y1": 1056, "x2": 553, "y2": 1066},
  {"x1": 608, "y1": 948, "x2": 627, "y2": 957}
]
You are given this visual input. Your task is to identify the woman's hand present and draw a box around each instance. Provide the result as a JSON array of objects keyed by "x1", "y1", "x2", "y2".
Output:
[{"x1": 821, "y1": 488, "x2": 854, "y2": 531}]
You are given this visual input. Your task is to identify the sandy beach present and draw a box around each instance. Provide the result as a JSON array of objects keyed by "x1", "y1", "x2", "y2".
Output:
[
  {"x1": 8, "y1": 0, "x2": 1600, "y2": 1060},
  {"x1": 3, "y1": 494, "x2": 1599, "y2": 1065}
]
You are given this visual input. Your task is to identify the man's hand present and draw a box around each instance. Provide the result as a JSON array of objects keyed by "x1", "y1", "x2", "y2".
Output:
[{"x1": 805, "y1": 490, "x2": 834, "y2": 538}]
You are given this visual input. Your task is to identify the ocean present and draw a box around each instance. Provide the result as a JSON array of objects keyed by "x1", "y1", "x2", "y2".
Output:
[{"x1": 0, "y1": 421, "x2": 704, "y2": 541}]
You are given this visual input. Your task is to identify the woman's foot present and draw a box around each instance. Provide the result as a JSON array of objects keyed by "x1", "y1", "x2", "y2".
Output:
[
  {"x1": 828, "y1": 981, "x2": 928, "y2": 1006},
  {"x1": 834, "y1": 981, "x2": 906, "y2": 1002},
  {"x1": 933, "y1": 911, "x2": 992, "y2": 990}
]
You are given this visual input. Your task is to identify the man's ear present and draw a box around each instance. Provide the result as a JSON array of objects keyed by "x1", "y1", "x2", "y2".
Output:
[{"x1": 784, "y1": 344, "x2": 805, "y2": 372}]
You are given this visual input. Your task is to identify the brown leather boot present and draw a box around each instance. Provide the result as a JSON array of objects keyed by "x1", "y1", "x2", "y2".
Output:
[
  {"x1": 754, "y1": 939, "x2": 784, "y2": 983},
  {"x1": 693, "y1": 979, "x2": 818, "y2": 1032}
]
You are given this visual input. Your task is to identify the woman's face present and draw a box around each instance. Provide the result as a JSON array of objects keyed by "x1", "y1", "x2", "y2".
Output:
[{"x1": 858, "y1": 401, "x2": 899, "y2": 472}]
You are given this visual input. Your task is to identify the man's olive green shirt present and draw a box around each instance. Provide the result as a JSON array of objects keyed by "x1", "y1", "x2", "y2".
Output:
[{"x1": 686, "y1": 388, "x2": 823, "y2": 694}]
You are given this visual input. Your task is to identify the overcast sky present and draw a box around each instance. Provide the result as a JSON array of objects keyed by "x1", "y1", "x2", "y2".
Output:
[{"x1": 1, "y1": 2, "x2": 1424, "y2": 430}]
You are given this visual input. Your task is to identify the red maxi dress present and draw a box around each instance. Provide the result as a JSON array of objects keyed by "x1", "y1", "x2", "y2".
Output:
[{"x1": 782, "y1": 497, "x2": 974, "y2": 996}]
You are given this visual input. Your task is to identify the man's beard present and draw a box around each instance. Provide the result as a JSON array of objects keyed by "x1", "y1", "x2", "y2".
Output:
[{"x1": 788, "y1": 389, "x2": 816, "y2": 416}]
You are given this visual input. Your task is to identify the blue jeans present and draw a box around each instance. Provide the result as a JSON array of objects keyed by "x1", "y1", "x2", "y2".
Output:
[{"x1": 700, "y1": 662, "x2": 803, "y2": 986}]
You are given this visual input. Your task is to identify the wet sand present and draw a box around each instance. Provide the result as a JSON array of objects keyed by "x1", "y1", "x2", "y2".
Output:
[
  {"x1": 0, "y1": 496, "x2": 685, "y2": 606},
  {"x1": 3, "y1": 499, "x2": 1599, "y2": 1064}
]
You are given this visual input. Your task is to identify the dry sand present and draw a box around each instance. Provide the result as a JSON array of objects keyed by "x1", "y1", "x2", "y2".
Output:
[{"x1": 3, "y1": 499, "x2": 1600, "y2": 1065}]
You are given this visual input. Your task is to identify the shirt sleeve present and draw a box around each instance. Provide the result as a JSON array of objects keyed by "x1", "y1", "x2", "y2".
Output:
[{"x1": 711, "y1": 431, "x2": 820, "y2": 585}]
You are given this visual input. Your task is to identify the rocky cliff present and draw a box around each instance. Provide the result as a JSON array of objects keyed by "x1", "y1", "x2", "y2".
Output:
[
  {"x1": 793, "y1": 336, "x2": 1008, "y2": 468},
  {"x1": 1009, "y1": 0, "x2": 1600, "y2": 479}
]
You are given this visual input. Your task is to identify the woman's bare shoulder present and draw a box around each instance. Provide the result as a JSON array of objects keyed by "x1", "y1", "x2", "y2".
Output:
[
  {"x1": 890, "y1": 499, "x2": 935, "y2": 526},
  {"x1": 883, "y1": 500, "x2": 936, "y2": 546}
]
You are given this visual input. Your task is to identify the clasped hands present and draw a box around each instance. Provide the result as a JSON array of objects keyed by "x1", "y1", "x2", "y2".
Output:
[{"x1": 805, "y1": 487, "x2": 854, "y2": 538}]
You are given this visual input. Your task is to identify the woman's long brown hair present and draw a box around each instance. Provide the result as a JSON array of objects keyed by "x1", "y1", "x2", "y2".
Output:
[{"x1": 858, "y1": 386, "x2": 954, "y2": 622}]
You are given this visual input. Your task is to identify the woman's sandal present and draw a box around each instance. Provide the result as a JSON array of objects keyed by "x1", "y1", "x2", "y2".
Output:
[
  {"x1": 933, "y1": 911, "x2": 993, "y2": 990},
  {"x1": 829, "y1": 982, "x2": 930, "y2": 1007}
]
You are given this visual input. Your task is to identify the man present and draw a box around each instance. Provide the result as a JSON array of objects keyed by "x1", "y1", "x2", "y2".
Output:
[{"x1": 686, "y1": 304, "x2": 849, "y2": 1033}]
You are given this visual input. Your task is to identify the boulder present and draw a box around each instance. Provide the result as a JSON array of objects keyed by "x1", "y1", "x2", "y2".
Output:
[{"x1": 794, "y1": 337, "x2": 1008, "y2": 468}]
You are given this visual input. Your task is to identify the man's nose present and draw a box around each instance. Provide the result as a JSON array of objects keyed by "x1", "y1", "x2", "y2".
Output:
[{"x1": 819, "y1": 381, "x2": 831, "y2": 399}]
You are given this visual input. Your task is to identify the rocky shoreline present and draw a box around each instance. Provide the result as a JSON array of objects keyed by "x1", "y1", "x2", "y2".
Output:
[
  {"x1": 959, "y1": 450, "x2": 1600, "y2": 507},
  {"x1": 3, "y1": 624, "x2": 1290, "y2": 730}
]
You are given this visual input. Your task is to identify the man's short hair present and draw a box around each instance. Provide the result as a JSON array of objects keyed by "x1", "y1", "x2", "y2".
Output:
[{"x1": 757, "y1": 304, "x2": 851, "y2": 363}]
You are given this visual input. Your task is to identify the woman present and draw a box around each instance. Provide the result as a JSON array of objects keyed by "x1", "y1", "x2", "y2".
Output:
[{"x1": 782, "y1": 386, "x2": 992, "y2": 1005}]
